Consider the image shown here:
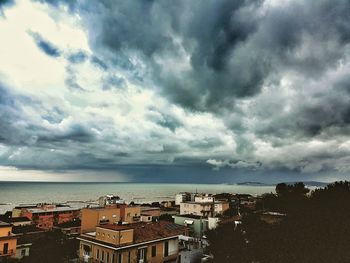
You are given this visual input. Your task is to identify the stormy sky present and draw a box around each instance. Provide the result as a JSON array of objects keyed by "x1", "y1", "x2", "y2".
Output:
[{"x1": 0, "y1": 0, "x2": 350, "y2": 183}]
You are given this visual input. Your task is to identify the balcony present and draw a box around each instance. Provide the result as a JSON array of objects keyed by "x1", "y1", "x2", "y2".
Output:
[
  {"x1": 133, "y1": 216, "x2": 141, "y2": 222},
  {"x1": 0, "y1": 249, "x2": 14, "y2": 256}
]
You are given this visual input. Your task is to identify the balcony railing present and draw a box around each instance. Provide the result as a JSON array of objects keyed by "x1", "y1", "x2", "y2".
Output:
[
  {"x1": 133, "y1": 216, "x2": 141, "y2": 221},
  {"x1": 0, "y1": 249, "x2": 14, "y2": 256}
]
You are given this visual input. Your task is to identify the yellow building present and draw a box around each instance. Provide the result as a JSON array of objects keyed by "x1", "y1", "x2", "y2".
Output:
[
  {"x1": 0, "y1": 221, "x2": 17, "y2": 259},
  {"x1": 81, "y1": 205, "x2": 141, "y2": 233},
  {"x1": 78, "y1": 221, "x2": 187, "y2": 263}
]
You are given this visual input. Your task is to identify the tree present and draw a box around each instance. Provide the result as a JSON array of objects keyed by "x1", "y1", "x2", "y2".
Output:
[{"x1": 205, "y1": 223, "x2": 250, "y2": 263}]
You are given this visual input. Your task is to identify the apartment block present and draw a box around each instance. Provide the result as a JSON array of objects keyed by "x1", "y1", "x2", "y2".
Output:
[
  {"x1": 179, "y1": 201, "x2": 229, "y2": 217},
  {"x1": 0, "y1": 221, "x2": 17, "y2": 259},
  {"x1": 81, "y1": 205, "x2": 141, "y2": 233},
  {"x1": 78, "y1": 221, "x2": 187, "y2": 263},
  {"x1": 12, "y1": 204, "x2": 80, "y2": 230}
]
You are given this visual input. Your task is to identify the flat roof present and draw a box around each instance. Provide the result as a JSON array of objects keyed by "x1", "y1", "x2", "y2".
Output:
[
  {"x1": 181, "y1": 201, "x2": 227, "y2": 205},
  {"x1": 0, "y1": 221, "x2": 11, "y2": 227},
  {"x1": 27, "y1": 206, "x2": 79, "y2": 214},
  {"x1": 174, "y1": 214, "x2": 203, "y2": 219},
  {"x1": 97, "y1": 224, "x2": 132, "y2": 231},
  {"x1": 79, "y1": 221, "x2": 186, "y2": 250},
  {"x1": 6, "y1": 217, "x2": 31, "y2": 223}
]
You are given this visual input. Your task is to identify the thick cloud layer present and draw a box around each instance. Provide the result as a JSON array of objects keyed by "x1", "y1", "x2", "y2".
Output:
[{"x1": 0, "y1": 0, "x2": 350, "y2": 181}]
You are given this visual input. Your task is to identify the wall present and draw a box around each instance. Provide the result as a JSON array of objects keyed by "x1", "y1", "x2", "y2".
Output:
[
  {"x1": 15, "y1": 244, "x2": 30, "y2": 259},
  {"x1": 96, "y1": 227, "x2": 134, "y2": 245},
  {"x1": 0, "y1": 226, "x2": 12, "y2": 237},
  {"x1": 180, "y1": 203, "x2": 212, "y2": 216},
  {"x1": 79, "y1": 238, "x2": 179, "y2": 263},
  {"x1": 173, "y1": 216, "x2": 206, "y2": 238},
  {"x1": 81, "y1": 208, "x2": 121, "y2": 233},
  {"x1": 0, "y1": 238, "x2": 17, "y2": 257},
  {"x1": 123, "y1": 206, "x2": 141, "y2": 223}
]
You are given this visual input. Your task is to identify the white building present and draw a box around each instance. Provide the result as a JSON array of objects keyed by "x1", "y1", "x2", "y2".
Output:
[
  {"x1": 98, "y1": 194, "x2": 125, "y2": 207},
  {"x1": 175, "y1": 193, "x2": 191, "y2": 205},
  {"x1": 194, "y1": 194, "x2": 214, "y2": 203},
  {"x1": 180, "y1": 201, "x2": 229, "y2": 217}
]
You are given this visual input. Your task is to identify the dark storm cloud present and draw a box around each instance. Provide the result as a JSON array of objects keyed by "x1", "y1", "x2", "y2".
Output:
[
  {"x1": 29, "y1": 32, "x2": 61, "y2": 58},
  {"x1": 33, "y1": 0, "x2": 349, "y2": 116},
  {"x1": 0, "y1": 0, "x2": 13, "y2": 9},
  {"x1": 32, "y1": 0, "x2": 350, "y2": 110},
  {"x1": 2, "y1": 0, "x2": 350, "y2": 181}
]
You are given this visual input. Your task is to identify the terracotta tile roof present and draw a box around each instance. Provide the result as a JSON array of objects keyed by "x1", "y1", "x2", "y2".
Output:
[
  {"x1": 97, "y1": 224, "x2": 133, "y2": 231},
  {"x1": 133, "y1": 221, "x2": 186, "y2": 243},
  {"x1": 81, "y1": 221, "x2": 187, "y2": 249}
]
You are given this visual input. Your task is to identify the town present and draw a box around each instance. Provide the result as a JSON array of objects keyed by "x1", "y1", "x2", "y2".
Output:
[
  {"x1": 1, "y1": 181, "x2": 350, "y2": 263},
  {"x1": 0, "y1": 187, "x2": 258, "y2": 262}
]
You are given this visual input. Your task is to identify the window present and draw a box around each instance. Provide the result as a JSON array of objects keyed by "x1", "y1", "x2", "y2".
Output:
[
  {"x1": 118, "y1": 253, "x2": 122, "y2": 263},
  {"x1": 107, "y1": 252, "x2": 109, "y2": 262},
  {"x1": 102, "y1": 251, "x2": 104, "y2": 261},
  {"x1": 137, "y1": 248, "x2": 147, "y2": 262},
  {"x1": 21, "y1": 249, "x2": 26, "y2": 256},
  {"x1": 3, "y1": 243, "x2": 8, "y2": 254},
  {"x1": 96, "y1": 249, "x2": 100, "y2": 259},
  {"x1": 128, "y1": 251, "x2": 131, "y2": 263},
  {"x1": 152, "y1": 245, "x2": 157, "y2": 257},
  {"x1": 164, "y1": 241, "x2": 169, "y2": 257}
]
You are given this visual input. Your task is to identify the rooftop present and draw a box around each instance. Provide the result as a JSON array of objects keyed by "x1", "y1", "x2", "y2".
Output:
[
  {"x1": 0, "y1": 221, "x2": 11, "y2": 228},
  {"x1": 27, "y1": 206, "x2": 79, "y2": 214},
  {"x1": 12, "y1": 225, "x2": 45, "y2": 234},
  {"x1": 174, "y1": 214, "x2": 203, "y2": 219},
  {"x1": 181, "y1": 201, "x2": 227, "y2": 205},
  {"x1": 97, "y1": 224, "x2": 132, "y2": 231},
  {"x1": 54, "y1": 219, "x2": 81, "y2": 228},
  {"x1": 80, "y1": 221, "x2": 187, "y2": 249},
  {"x1": 2, "y1": 217, "x2": 31, "y2": 223}
]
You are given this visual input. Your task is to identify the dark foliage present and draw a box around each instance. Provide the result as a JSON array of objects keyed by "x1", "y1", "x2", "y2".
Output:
[
  {"x1": 18, "y1": 231, "x2": 78, "y2": 263},
  {"x1": 207, "y1": 181, "x2": 350, "y2": 263}
]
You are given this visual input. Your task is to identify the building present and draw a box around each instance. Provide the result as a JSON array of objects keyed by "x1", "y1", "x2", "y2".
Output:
[
  {"x1": 140, "y1": 207, "x2": 161, "y2": 218},
  {"x1": 140, "y1": 215, "x2": 153, "y2": 222},
  {"x1": 179, "y1": 201, "x2": 229, "y2": 217},
  {"x1": 12, "y1": 204, "x2": 80, "y2": 230},
  {"x1": 0, "y1": 221, "x2": 17, "y2": 259},
  {"x1": 53, "y1": 219, "x2": 81, "y2": 237},
  {"x1": 173, "y1": 215, "x2": 207, "y2": 238},
  {"x1": 193, "y1": 194, "x2": 214, "y2": 203},
  {"x1": 12, "y1": 224, "x2": 45, "y2": 260},
  {"x1": 0, "y1": 215, "x2": 31, "y2": 227},
  {"x1": 81, "y1": 205, "x2": 141, "y2": 233},
  {"x1": 99, "y1": 195, "x2": 125, "y2": 207},
  {"x1": 175, "y1": 193, "x2": 191, "y2": 206},
  {"x1": 78, "y1": 221, "x2": 187, "y2": 263}
]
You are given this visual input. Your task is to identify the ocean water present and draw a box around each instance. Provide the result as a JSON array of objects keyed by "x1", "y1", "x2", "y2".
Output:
[{"x1": 0, "y1": 182, "x2": 276, "y2": 213}]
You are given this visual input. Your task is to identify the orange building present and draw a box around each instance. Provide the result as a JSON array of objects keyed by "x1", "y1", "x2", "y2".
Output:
[
  {"x1": 12, "y1": 204, "x2": 80, "y2": 230},
  {"x1": 0, "y1": 221, "x2": 17, "y2": 259},
  {"x1": 81, "y1": 205, "x2": 141, "y2": 233},
  {"x1": 78, "y1": 221, "x2": 187, "y2": 263}
]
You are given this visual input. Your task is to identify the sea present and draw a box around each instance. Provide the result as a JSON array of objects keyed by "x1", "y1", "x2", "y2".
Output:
[{"x1": 0, "y1": 182, "x2": 277, "y2": 213}]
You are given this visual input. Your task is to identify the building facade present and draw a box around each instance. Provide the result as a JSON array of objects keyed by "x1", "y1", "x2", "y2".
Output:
[
  {"x1": 0, "y1": 221, "x2": 17, "y2": 259},
  {"x1": 12, "y1": 204, "x2": 80, "y2": 230},
  {"x1": 78, "y1": 221, "x2": 187, "y2": 263},
  {"x1": 173, "y1": 215, "x2": 207, "y2": 238},
  {"x1": 81, "y1": 205, "x2": 141, "y2": 233},
  {"x1": 179, "y1": 201, "x2": 229, "y2": 217}
]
